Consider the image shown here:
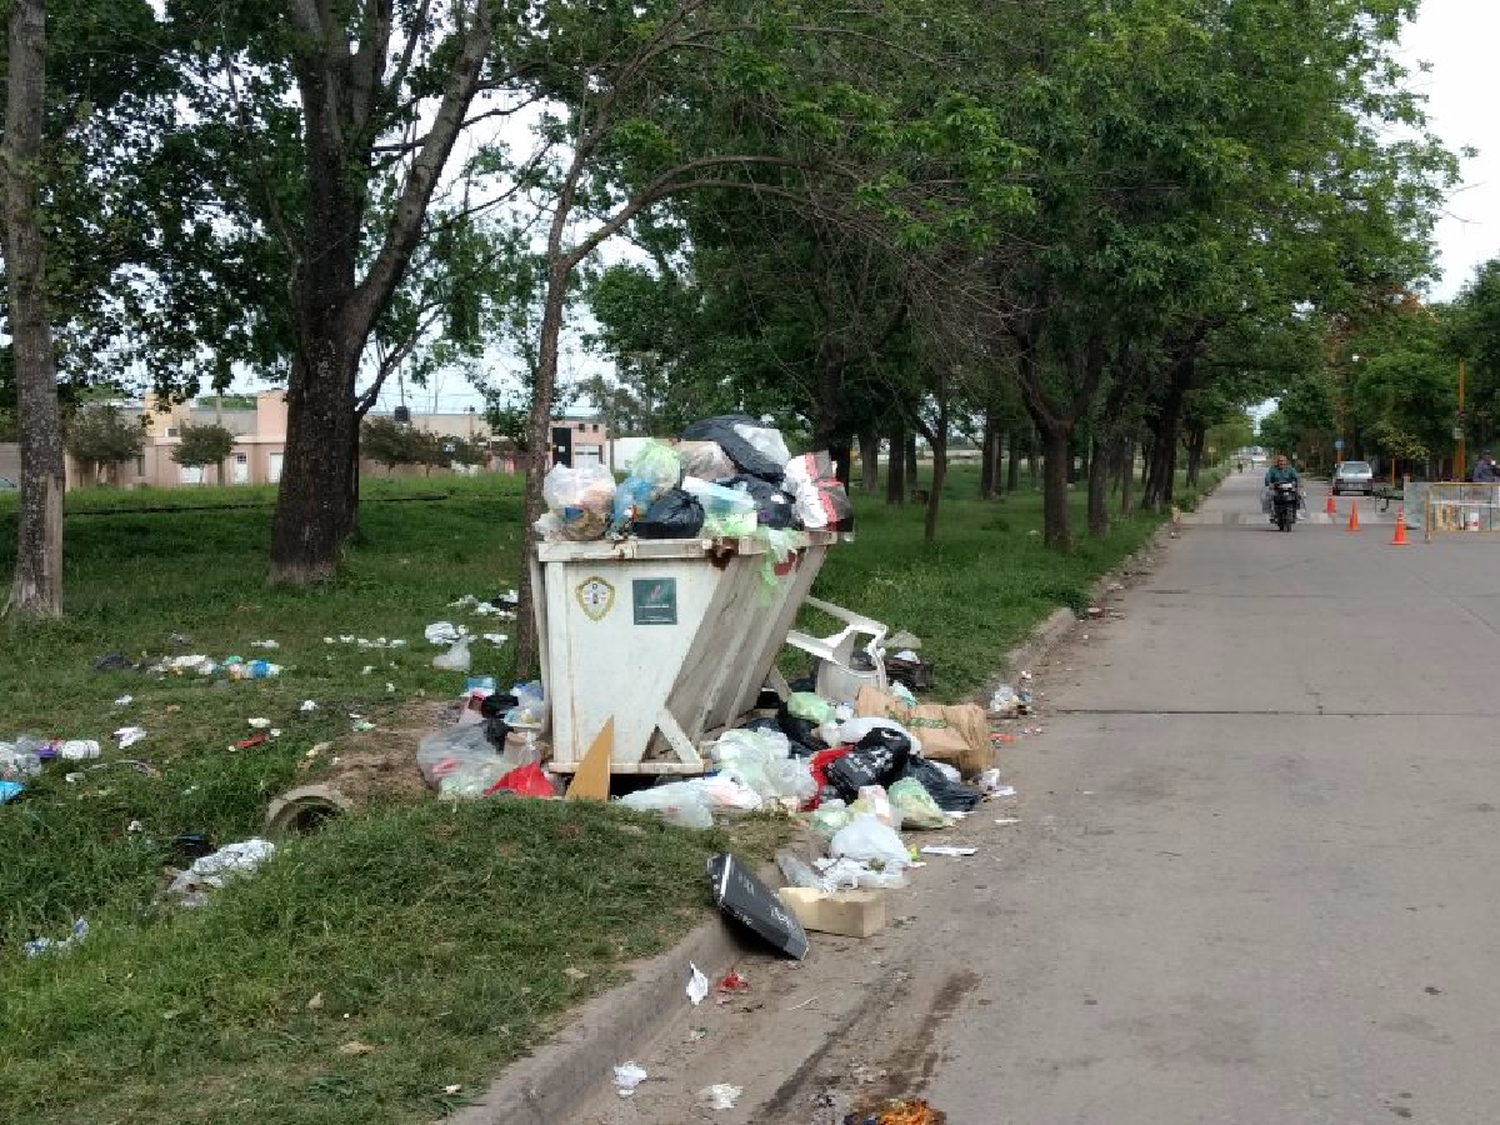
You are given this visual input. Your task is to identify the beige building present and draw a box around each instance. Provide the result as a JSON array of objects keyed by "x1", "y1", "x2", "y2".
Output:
[{"x1": 0, "y1": 392, "x2": 611, "y2": 490}]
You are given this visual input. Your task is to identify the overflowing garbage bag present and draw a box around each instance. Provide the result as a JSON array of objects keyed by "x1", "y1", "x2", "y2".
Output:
[
  {"x1": 726, "y1": 474, "x2": 797, "y2": 530},
  {"x1": 784, "y1": 451, "x2": 854, "y2": 532},
  {"x1": 536, "y1": 463, "x2": 616, "y2": 541},
  {"x1": 888, "y1": 777, "x2": 953, "y2": 829},
  {"x1": 682, "y1": 476, "x2": 758, "y2": 538},
  {"x1": 612, "y1": 441, "x2": 684, "y2": 531},
  {"x1": 620, "y1": 776, "x2": 763, "y2": 828},
  {"x1": 633, "y1": 488, "x2": 705, "y2": 539},
  {"x1": 680, "y1": 414, "x2": 788, "y2": 480},
  {"x1": 676, "y1": 440, "x2": 737, "y2": 481},
  {"x1": 829, "y1": 814, "x2": 908, "y2": 868},
  {"x1": 706, "y1": 727, "x2": 815, "y2": 806},
  {"x1": 417, "y1": 724, "x2": 537, "y2": 800}
]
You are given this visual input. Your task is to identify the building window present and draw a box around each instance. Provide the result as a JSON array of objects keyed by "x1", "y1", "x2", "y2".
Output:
[
  {"x1": 135, "y1": 456, "x2": 146, "y2": 477},
  {"x1": 592, "y1": 423, "x2": 600, "y2": 433},
  {"x1": 166, "y1": 426, "x2": 179, "y2": 438},
  {"x1": 235, "y1": 453, "x2": 248, "y2": 465}
]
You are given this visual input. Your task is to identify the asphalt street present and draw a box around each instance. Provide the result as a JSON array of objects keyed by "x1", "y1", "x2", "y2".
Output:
[{"x1": 582, "y1": 471, "x2": 1500, "y2": 1125}]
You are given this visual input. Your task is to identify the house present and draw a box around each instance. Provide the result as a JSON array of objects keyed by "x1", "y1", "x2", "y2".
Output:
[{"x1": 3, "y1": 393, "x2": 609, "y2": 489}]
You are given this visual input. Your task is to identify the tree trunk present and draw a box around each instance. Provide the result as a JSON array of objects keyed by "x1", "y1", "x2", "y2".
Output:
[
  {"x1": 1118, "y1": 433, "x2": 1136, "y2": 517},
  {"x1": 1087, "y1": 435, "x2": 1110, "y2": 538},
  {"x1": 515, "y1": 267, "x2": 570, "y2": 676},
  {"x1": 1041, "y1": 424, "x2": 1071, "y2": 550},
  {"x1": 1185, "y1": 424, "x2": 1205, "y2": 487},
  {"x1": 885, "y1": 416, "x2": 906, "y2": 505},
  {"x1": 830, "y1": 441, "x2": 852, "y2": 488},
  {"x1": 3, "y1": 0, "x2": 65, "y2": 617},
  {"x1": 858, "y1": 426, "x2": 879, "y2": 493},
  {"x1": 905, "y1": 433, "x2": 918, "y2": 493},
  {"x1": 1007, "y1": 431, "x2": 1022, "y2": 493},
  {"x1": 919, "y1": 383, "x2": 949, "y2": 542},
  {"x1": 979, "y1": 411, "x2": 997, "y2": 499},
  {"x1": 268, "y1": 1, "x2": 491, "y2": 582}
]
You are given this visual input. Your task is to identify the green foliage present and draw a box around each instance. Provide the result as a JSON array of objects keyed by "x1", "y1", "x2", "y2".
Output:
[
  {"x1": 170, "y1": 422, "x2": 236, "y2": 468},
  {"x1": 360, "y1": 418, "x2": 433, "y2": 473},
  {"x1": 64, "y1": 406, "x2": 144, "y2": 474}
]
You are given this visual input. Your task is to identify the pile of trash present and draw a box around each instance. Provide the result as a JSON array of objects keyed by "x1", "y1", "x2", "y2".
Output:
[
  {"x1": 535, "y1": 415, "x2": 854, "y2": 544},
  {"x1": 416, "y1": 679, "x2": 554, "y2": 800}
]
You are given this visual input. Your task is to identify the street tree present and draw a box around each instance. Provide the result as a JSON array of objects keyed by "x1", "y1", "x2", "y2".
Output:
[
  {"x1": 65, "y1": 405, "x2": 143, "y2": 484},
  {"x1": 171, "y1": 422, "x2": 236, "y2": 484}
]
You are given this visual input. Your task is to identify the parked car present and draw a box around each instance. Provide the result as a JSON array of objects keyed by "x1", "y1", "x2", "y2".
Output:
[
  {"x1": 1331, "y1": 460, "x2": 1374, "y2": 495},
  {"x1": 0, "y1": 474, "x2": 16, "y2": 491}
]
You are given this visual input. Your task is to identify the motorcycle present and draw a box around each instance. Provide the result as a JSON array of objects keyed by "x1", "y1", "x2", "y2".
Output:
[{"x1": 1271, "y1": 480, "x2": 1300, "y2": 531}]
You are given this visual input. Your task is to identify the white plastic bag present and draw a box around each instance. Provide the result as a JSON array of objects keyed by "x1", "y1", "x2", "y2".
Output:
[
  {"x1": 825, "y1": 716, "x2": 920, "y2": 754},
  {"x1": 619, "y1": 782, "x2": 716, "y2": 829},
  {"x1": 830, "y1": 814, "x2": 909, "y2": 867},
  {"x1": 432, "y1": 638, "x2": 471, "y2": 672},
  {"x1": 731, "y1": 422, "x2": 791, "y2": 466}
]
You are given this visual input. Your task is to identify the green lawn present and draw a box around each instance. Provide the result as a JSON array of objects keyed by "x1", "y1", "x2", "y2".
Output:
[{"x1": 0, "y1": 463, "x2": 1217, "y2": 1124}]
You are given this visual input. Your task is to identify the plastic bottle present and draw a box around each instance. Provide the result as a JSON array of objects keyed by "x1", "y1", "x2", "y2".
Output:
[
  {"x1": 775, "y1": 848, "x2": 835, "y2": 893},
  {"x1": 56, "y1": 740, "x2": 101, "y2": 761}
]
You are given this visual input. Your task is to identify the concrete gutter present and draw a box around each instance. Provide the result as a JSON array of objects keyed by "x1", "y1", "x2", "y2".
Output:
[{"x1": 448, "y1": 917, "x2": 752, "y2": 1125}]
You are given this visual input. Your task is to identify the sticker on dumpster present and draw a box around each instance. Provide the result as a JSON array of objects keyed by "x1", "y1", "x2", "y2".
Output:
[
  {"x1": 576, "y1": 576, "x2": 616, "y2": 621},
  {"x1": 632, "y1": 578, "x2": 678, "y2": 625}
]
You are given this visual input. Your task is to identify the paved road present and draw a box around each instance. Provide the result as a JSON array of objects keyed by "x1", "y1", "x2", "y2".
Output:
[{"x1": 583, "y1": 472, "x2": 1500, "y2": 1125}]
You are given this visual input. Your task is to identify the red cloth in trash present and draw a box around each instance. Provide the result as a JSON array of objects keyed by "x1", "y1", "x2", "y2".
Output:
[
  {"x1": 806, "y1": 746, "x2": 852, "y2": 808},
  {"x1": 484, "y1": 762, "x2": 555, "y2": 798}
]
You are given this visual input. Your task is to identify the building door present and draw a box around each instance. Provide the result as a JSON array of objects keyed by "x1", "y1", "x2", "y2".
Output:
[
  {"x1": 232, "y1": 453, "x2": 250, "y2": 484},
  {"x1": 268, "y1": 453, "x2": 284, "y2": 483},
  {"x1": 179, "y1": 464, "x2": 204, "y2": 485},
  {"x1": 551, "y1": 426, "x2": 573, "y2": 467}
]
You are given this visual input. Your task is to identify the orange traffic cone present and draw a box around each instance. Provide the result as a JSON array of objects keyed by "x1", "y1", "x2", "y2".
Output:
[
  {"x1": 1391, "y1": 505, "x2": 1410, "y2": 546},
  {"x1": 1346, "y1": 499, "x2": 1360, "y2": 533},
  {"x1": 1325, "y1": 491, "x2": 1337, "y2": 516}
]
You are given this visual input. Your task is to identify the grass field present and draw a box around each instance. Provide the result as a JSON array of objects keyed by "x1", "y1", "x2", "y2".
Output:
[{"x1": 0, "y1": 463, "x2": 1219, "y2": 1125}]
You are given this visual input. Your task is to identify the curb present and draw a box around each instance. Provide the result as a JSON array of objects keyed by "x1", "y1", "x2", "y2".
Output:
[{"x1": 448, "y1": 916, "x2": 751, "y2": 1125}]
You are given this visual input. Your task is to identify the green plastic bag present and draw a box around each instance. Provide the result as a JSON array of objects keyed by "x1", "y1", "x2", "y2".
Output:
[
  {"x1": 889, "y1": 777, "x2": 952, "y2": 830},
  {"x1": 787, "y1": 691, "x2": 836, "y2": 724}
]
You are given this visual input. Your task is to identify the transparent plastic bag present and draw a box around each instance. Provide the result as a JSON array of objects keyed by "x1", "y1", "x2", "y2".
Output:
[
  {"x1": 676, "y1": 441, "x2": 736, "y2": 481},
  {"x1": 418, "y1": 724, "x2": 537, "y2": 799},
  {"x1": 539, "y1": 463, "x2": 616, "y2": 541},
  {"x1": 829, "y1": 814, "x2": 908, "y2": 867},
  {"x1": 807, "y1": 798, "x2": 854, "y2": 838},
  {"x1": 628, "y1": 441, "x2": 684, "y2": 493},
  {"x1": 776, "y1": 848, "x2": 836, "y2": 893},
  {"x1": 619, "y1": 781, "x2": 718, "y2": 828},
  {"x1": 432, "y1": 638, "x2": 472, "y2": 672},
  {"x1": 682, "y1": 476, "x2": 758, "y2": 538},
  {"x1": 731, "y1": 422, "x2": 791, "y2": 467}
]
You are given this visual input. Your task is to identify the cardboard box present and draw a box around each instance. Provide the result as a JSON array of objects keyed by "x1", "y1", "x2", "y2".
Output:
[{"x1": 778, "y1": 887, "x2": 887, "y2": 938}]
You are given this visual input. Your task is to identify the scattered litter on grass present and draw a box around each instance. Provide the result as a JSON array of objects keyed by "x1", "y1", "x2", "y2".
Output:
[
  {"x1": 0, "y1": 781, "x2": 24, "y2": 803},
  {"x1": 127, "y1": 819, "x2": 144, "y2": 833},
  {"x1": 351, "y1": 720, "x2": 376, "y2": 733},
  {"x1": 59, "y1": 739, "x2": 103, "y2": 760},
  {"x1": 482, "y1": 633, "x2": 509, "y2": 646},
  {"x1": 232, "y1": 733, "x2": 268, "y2": 751},
  {"x1": 249, "y1": 639, "x2": 280, "y2": 649},
  {"x1": 424, "y1": 621, "x2": 467, "y2": 645},
  {"x1": 698, "y1": 1084, "x2": 743, "y2": 1110},
  {"x1": 687, "y1": 963, "x2": 710, "y2": 1005},
  {"x1": 361, "y1": 665, "x2": 375, "y2": 675},
  {"x1": 442, "y1": 1084, "x2": 462, "y2": 1096},
  {"x1": 23, "y1": 917, "x2": 89, "y2": 958},
  {"x1": 247, "y1": 718, "x2": 272, "y2": 729},
  {"x1": 167, "y1": 838, "x2": 276, "y2": 908},
  {"x1": 325, "y1": 635, "x2": 407, "y2": 649},
  {"x1": 95, "y1": 653, "x2": 133, "y2": 672},
  {"x1": 113, "y1": 695, "x2": 133, "y2": 707},
  {"x1": 300, "y1": 700, "x2": 318, "y2": 712},
  {"x1": 432, "y1": 638, "x2": 472, "y2": 672},
  {"x1": 919, "y1": 845, "x2": 977, "y2": 858},
  {"x1": 168, "y1": 633, "x2": 192, "y2": 647},
  {"x1": 307, "y1": 992, "x2": 324, "y2": 1011},
  {"x1": 339, "y1": 1040, "x2": 377, "y2": 1057},
  {"x1": 613, "y1": 1062, "x2": 648, "y2": 1097},
  {"x1": 563, "y1": 966, "x2": 590, "y2": 982}
]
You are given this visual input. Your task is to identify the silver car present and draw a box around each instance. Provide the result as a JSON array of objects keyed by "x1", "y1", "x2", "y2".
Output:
[{"x1": 1331, "y1": 460, "x2": 1374, "y2": 495}]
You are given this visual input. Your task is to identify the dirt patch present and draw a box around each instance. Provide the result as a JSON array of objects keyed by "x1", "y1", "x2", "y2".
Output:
[{"x1": 303, "y1": 700, "x2": 456, "y2": 807}]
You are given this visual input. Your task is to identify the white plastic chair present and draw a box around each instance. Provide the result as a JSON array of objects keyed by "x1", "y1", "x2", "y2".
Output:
[{"x1": 783, "y1": 597, "x2": 889, "y2": 702}]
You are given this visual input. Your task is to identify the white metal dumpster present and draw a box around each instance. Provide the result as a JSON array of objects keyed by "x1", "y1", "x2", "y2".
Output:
[{"x1": 532, "y1": 532, "x2": 834, "y2": 774}]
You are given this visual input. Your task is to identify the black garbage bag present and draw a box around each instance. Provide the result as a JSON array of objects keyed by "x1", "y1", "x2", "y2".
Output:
[
  {"x1": 776, "y1": 699, "x2": 826, "y2": 755},
  {"x1": 825, "y1": 729, "x2": 912, "y2": 801},
  {"x1": 480, "y1": 693, "x2": 518, "y2": 750},
  {"x1": 681, "y1": 414, "x2": 786, "y2": 480},
  {"x1": 725, "y1": 474, "x2": 798, "y2": 529},
  {"x1": 901, "y1": 756, "x2": 983, "y2": 812},
  {"x1": 634, "y1": 488, "x2": 705, "y2": 539}
]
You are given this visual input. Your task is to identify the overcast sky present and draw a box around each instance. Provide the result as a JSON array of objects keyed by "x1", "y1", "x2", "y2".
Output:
[{"x1": 1401, "y1": 0, "x2": 1498, "y2": 299}]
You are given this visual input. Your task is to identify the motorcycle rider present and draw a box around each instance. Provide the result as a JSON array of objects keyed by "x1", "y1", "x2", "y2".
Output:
[{"x1": 1263, "y1": 454, "x2": 1300, "y2": 522}]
